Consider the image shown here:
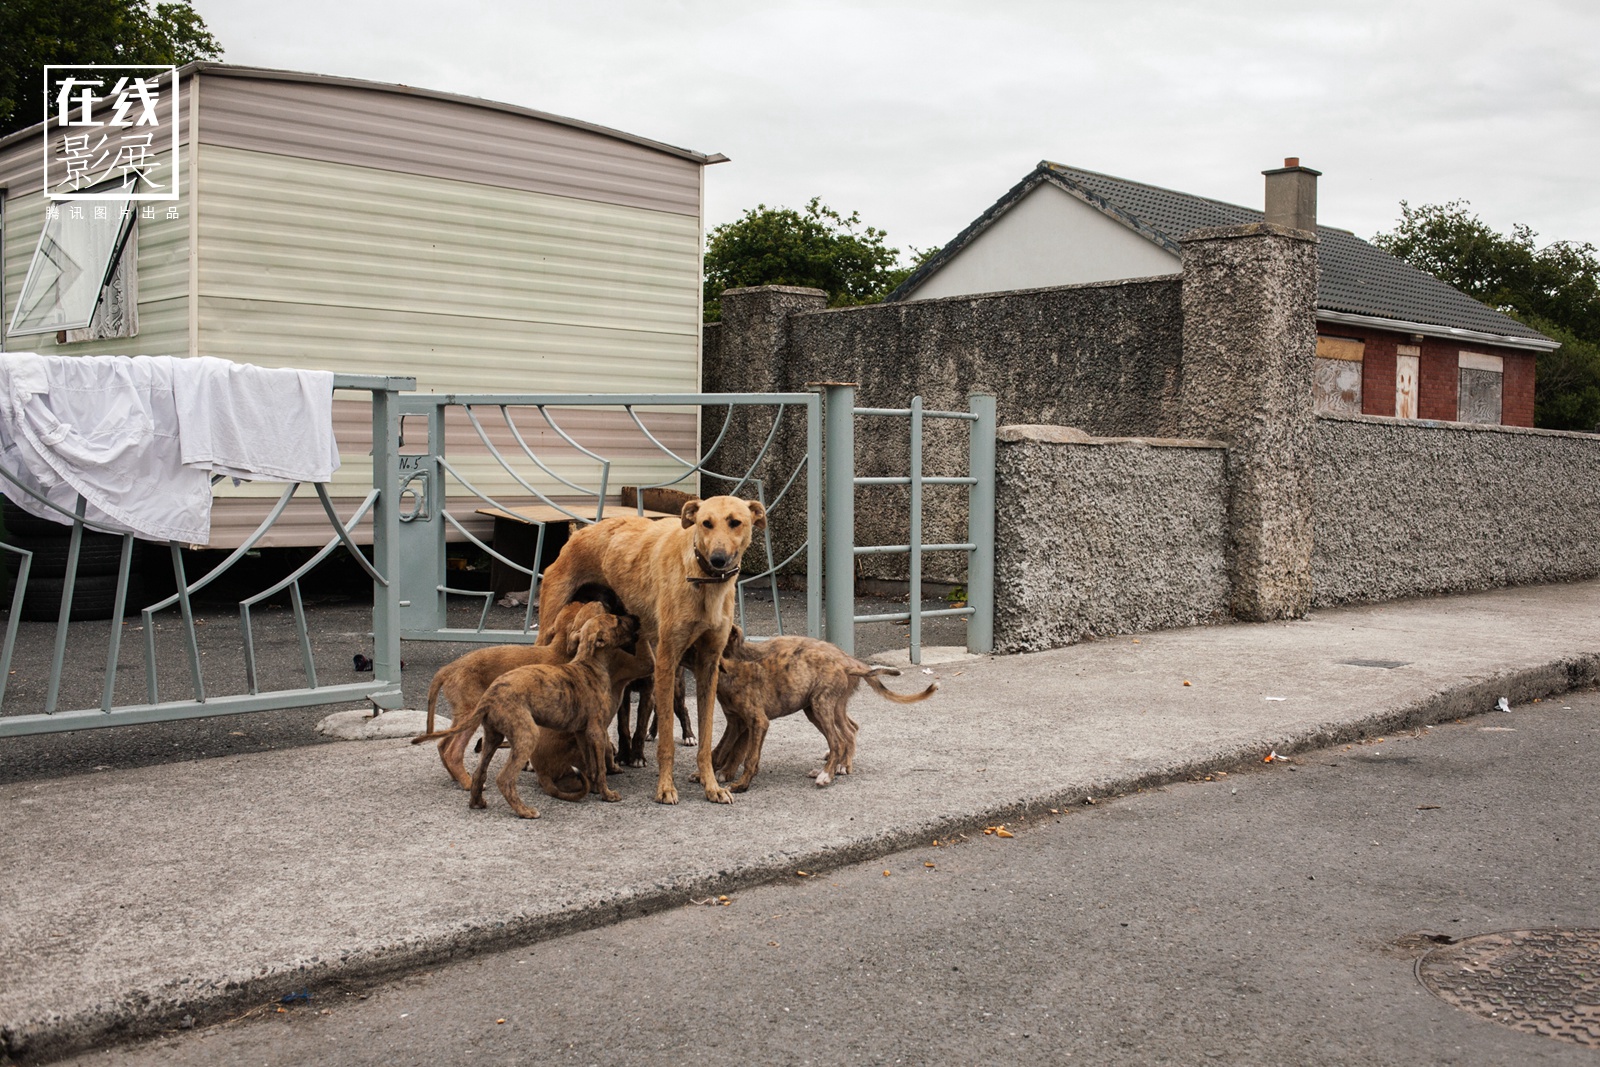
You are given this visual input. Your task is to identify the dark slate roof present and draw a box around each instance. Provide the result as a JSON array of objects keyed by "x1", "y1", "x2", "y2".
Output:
[{"x1": 889, "y1": 161, "x2": 1555, "y2": 348}]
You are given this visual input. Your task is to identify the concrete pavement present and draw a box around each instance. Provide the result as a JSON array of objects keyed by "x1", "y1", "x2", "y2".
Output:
[{"x1": 4, "y1": 580, "x2": 1600, "y2": 1062}]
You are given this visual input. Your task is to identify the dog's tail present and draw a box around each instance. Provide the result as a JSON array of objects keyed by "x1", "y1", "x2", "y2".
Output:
[
  {"x1": 411, "y1": 711, "x2": 478, "y2": 745},
  {"x1": 424, "y1": 669, "x2": 448, "y2": 735},
  {"x1": 854, "y1": 665, "x2": 939, "y2": 704},
  {"x1": 541, "y1": 767, "x2": 591, "y2": 803}
]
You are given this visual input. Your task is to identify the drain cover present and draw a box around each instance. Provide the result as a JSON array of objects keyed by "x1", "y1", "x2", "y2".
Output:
[
  {"x1": 1417, "y1": 929, "x2": 1600, "y2": 1047},
  {"x1": 1339, "y1": 658, "x2": 1410, "y2": 669}
]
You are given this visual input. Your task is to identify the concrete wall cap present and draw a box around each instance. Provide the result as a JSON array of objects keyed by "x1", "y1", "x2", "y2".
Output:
[
  {"x1": 998, "y1": 424, "x2": 1227, "y2": 449},
  {"x1": 1317, "y1": 411, "x2": 1600, "y2": 442},
  {"x1": 806, "y1": 273, "x2": 1182, "y2": 316},
  {"x1": 1179, "y1": 222, "x2": 1318, "y2": 243},
  {"x1": 719, "y1": 285, "x2": 829, "y2": 298}
]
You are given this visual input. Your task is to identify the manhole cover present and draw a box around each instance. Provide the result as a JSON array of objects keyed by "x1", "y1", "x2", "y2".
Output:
[
  {"x1": 1416, "y1": 929, "x2": 1600, "y2": 1047},
  {"x1": 1339, "y1": 658, "x2": 1410, "y2": 669}
]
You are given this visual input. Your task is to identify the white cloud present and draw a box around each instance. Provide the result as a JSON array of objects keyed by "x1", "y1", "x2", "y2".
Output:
[{"x1": 199, "y1": 0, "x2": 1600, "y2": 256}]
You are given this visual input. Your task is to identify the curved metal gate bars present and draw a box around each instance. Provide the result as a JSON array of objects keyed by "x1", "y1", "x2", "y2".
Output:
[
  {"x1": 0, "y1": 374, "x2": 412, "y2": 736},
  {"x1": 392, "y1": 392, "x2": 824, "y2": 645}
]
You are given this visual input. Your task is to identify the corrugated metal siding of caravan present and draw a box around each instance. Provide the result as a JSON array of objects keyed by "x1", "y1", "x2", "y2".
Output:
[
  {"x1": 194, "y1": 72, "x2": 703, "y2": 216},
  {"x1": 188, "y1": 71, "x2": 707, "y2": 548},
  {"x1": 193, "y1": 145, "x2": 701, "y2": 387},
  {"x1": 1, "y1": 68, "x2": 711, "y2": 548}
]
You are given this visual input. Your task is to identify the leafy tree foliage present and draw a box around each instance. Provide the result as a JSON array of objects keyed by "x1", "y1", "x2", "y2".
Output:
[
  {"x1": 1374, "y1": 201, "x2": 1600, "y2": 430},
  {"x1": 0, "y1": 0, "x2": 223, "y2": 136},
  {"x1": 703, "y1": 198, "x2": 934, "y2": 321}
]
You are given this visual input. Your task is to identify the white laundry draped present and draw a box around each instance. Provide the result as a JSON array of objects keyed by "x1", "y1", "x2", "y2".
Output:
[{"x1": 0, "y1": 353, "x2": 338, "y2": 545}]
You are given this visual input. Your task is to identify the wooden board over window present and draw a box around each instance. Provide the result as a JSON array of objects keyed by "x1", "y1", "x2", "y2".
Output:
[{"x1": 1316, "y1": 336, "x2": 1366, "y2": 362}]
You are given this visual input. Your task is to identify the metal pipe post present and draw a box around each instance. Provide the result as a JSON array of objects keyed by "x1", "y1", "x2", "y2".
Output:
[
  {"x1": 806, "y1": 393, "x2": 823, "y2": 638},
  {"x1": 819, "y1": 383, "x2": 856, "y2": 653},
  {"x1": 966, "y1": 391, "x2": 997, "y2": 654},
  {"x1": 368, "y1": 381, "x2": 405, "y2": 709},
  {"x1": 908, "y1": 396, "x2": 923, "y2": 665}
]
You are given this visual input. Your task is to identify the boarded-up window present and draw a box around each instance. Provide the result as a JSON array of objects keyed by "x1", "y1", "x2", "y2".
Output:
[
  {"x1": 1396, "y1": 346, "x2": 1419, "y2": 418},
  {"x1": 1457, "y1": 351, "x2": 1503, "y2": 425},
  {"x1": 1314, "y1": 336, "x2": 1364, "y2": 415}
]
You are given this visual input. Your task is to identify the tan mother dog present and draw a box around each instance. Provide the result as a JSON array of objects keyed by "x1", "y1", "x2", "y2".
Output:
[{"x1": 536, "y1": 495, "x2": 765, "y2": 804}]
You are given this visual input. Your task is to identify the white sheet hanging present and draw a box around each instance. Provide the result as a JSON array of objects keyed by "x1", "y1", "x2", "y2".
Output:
[
  {"x1": 0, "y1": 354, "x2": 340, "y2": 545},
  {"x1": 172, "y1": 357, "x2": 338, "y2": 483},
  {"x1": 0, "y1": 354, "x2": 212, "y2": 543}
]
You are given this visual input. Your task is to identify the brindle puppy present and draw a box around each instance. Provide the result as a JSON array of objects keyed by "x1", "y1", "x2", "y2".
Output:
[
  {"x1": 419, "y1": 585, "x2": 622, "y2": 788},
  {"x1": 467, "y1": 613, "x2": 638, "y2": 818},
  {"x1": 711, "y1": 627, "x2": 938, "y2": 792}
]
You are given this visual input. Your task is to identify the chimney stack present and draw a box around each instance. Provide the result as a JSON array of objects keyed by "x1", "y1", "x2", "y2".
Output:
[{"x1": 1262, "y1": 157, "x2": 1321, "y2": 234}]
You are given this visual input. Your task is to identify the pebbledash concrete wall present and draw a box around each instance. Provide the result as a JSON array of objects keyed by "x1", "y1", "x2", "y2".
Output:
[
  {"x1": 993, "y1": 427, "x2": 1230, "y2": 653},
  {"x1": 704, "y1": 224, "x2": 1600, "y2": 653},
  {"x1": 704, "y1": 276, "x2": 1186, "y2": 584},
  {"x1": 1311, "y1": 414, "x2": 1600, "y2": 605}
]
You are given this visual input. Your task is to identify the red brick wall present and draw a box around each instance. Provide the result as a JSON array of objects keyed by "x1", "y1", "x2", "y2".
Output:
[
  {"x1": 1317, "y1": 324, "x2": 1537, "y2": 427},
  {"x1": 1417, "y1": 337, "x2": 1459, "y2": 422},
  {"x1": 1503, "y1": 350, "x2": 1536, "y2": 426}
]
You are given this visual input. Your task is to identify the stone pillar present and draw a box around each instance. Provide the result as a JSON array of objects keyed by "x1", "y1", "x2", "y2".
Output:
[
  {"x1": 1178, "y1": 223, "x2": 1319, "y2": 621},
  {"x1": 705, "y1": 286, "x2": 829, "y2": 395},
  {"x1": 700, "y1": 286, "x2": 828, "y2": 571}
]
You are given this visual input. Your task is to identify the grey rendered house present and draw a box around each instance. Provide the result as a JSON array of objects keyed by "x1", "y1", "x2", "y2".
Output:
[
  {"x1": 0, "y1": 63, "x2": 722, "y2": 546},
  {"x1": 889, "y1": 160, "x2": 1557, "y2": 428}
]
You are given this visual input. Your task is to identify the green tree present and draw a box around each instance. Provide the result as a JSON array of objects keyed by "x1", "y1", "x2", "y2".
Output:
[
  {"x1": 703, "y1": 198, "x2": 934, "y2": 322},
  {"x1": 0, "y1": 0, "x2": 223, "y2": 136},
  {"x1": 1373, "y1": 201, "x2": 1600, "y2": 430}
]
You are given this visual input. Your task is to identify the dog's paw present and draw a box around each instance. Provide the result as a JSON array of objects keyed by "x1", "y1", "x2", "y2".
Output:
[
  {"x1": 679, "y1": 735, "x2": 697, "y2": 747},
  {"x1": 469, "y1": 796, "x2": 487, "y2": 809},
  {"x1": 601, "y1": 788, "x2": 621, "y2": 802},
  {"x1": 655, "y1": 783, "x2": 680, "y2": 805},
  {"x1": 627, "y1": 757, "x2": 647, "y2": 768},
  {"x1": 704, "y1": 785, "x2": 733, "y2": 804},
  {"x1": 813, "y1": 771, "x2": 833, "y2": 788}
]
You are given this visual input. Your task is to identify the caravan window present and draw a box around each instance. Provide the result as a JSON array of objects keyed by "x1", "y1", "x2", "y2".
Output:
[{"x1": 9, "y1": 185, "x2": 137, "y2": 337}]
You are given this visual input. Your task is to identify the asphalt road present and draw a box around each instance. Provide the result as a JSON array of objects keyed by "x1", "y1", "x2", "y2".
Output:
[{"x1": 48, "y1": 690, "x2": 1600, "y2": 1066}]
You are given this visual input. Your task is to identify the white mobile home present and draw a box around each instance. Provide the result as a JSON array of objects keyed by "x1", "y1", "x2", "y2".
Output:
[{"x1": 0, "y1": 63, "x2": 721, "y2": 546}]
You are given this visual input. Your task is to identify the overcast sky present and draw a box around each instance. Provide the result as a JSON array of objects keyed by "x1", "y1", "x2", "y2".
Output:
[{"x1": 200, "y1": 0, "x2": 1598, "y2": 264}]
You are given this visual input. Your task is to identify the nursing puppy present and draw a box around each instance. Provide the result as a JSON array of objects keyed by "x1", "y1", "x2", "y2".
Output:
[
  {"x1": 453, "y1": 612, "x2": 640, "y2": 819},
  {"x1": 711, "y1": 627, "x2": 938, "y2": 791},
  {"x1": 420, "y1": 585, "x2": 623, "y2": 788}
]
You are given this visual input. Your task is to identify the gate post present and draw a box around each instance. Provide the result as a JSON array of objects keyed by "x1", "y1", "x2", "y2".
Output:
[
  {"x1": 816, "y1": 382, "x2": 857, "y2": 653},
  {"x1": 395, "y1": 401, "x2": 448, "y2": 636},
  {"x1": 966, "y1": 390, "x2": 996, "y2": 654},
  {"x1": 367, "y1": 378, "x2": 406, "y2": 708}
]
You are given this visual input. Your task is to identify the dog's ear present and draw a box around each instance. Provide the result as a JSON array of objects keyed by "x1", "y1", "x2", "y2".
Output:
[
  {"x1": 745, "y1": 500, "x2": 767, "y2": 532},
  {"x1": 564, "y1": 628, "x2": 583, "y2": 656},
  {"x1": 723, "y1": 625, "x2": 744, "y2": 656},
  {"x1": 680, "y1": 497, "x2": 701, "y2": 529}
]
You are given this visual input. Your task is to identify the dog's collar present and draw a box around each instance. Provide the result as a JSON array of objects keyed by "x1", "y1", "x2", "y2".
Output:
[{"x1": 688, "y1": 549, "x2": 740, "y2": 585}]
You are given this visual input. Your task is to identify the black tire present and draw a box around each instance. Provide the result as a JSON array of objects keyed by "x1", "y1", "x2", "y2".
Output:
[
  {"x1": 2, "y1": 534, "x2": 129, "y2": 579},
  {"x1": 1, "y1": 500, "x2": 82, "y2": 540},
  {"x1": 17, "y1": 572, "x2": 130, "y2": 622}
]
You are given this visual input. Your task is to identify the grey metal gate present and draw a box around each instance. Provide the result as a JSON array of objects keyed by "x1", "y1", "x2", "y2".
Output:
[
  {"x1": 0, "y1": 381, "x2": 996, "y2": 737},
  {"x1": 389, "y1": 391, "x2": 824, "y2": 643},
  {"x1": 0, "y1": 373, "x2": 412, "y2": 737},
  {"x1": 816, "y1": 383, "x2": 996, "y2": 664}
]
